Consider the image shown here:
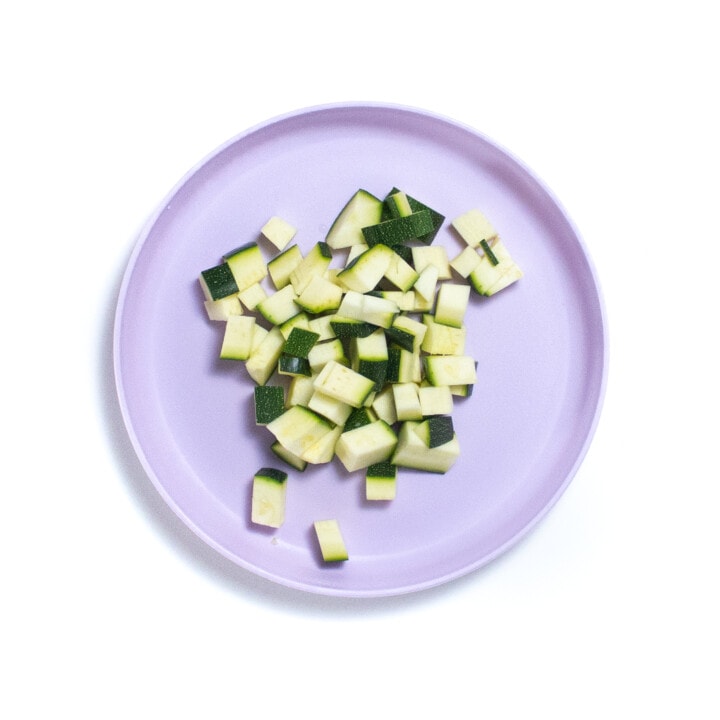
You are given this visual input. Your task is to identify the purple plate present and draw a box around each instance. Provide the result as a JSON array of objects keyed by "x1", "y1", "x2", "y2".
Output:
[{"x1": 114, "y1": 102, "x2": 607, "y2": 597}]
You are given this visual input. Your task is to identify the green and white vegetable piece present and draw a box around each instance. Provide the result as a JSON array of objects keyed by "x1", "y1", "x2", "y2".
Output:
[
  {"x1": 199, "y1": 194, "x2": 523, "y2": 562},
  {"x1": 314, "y1": 519, "x2": 349, "y2": 562}
]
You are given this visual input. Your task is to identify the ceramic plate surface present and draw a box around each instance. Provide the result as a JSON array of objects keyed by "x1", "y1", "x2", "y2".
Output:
[{"x1": 114, "y1": 102, "x2": 606, "y2": 597}]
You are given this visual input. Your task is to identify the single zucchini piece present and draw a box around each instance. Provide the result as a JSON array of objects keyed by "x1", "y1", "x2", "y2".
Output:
[
  {"x1": 365, "y1": 461, "x2": 397, "y2": 501},
  {"x1": 204, "y1": 294, "x2": 243, "y2": 321},
  {"x1": 270, "y1": 441, "x2": 307, "y2": 472},
  {"x1": 451, "y1": 209, "x2": 498, "y2": 248},
  {"x1": 389, "y1": 314, "x2": 427, "y2": 351},
  {"x1": 307, "y1": 313, "x2": 336, "y2": 341},
  {"x1": 256, "y1": 284, "x2": 301, "y2": 325},
  {"x1": 371, "y1": 290, "x2": 416, "y2": 312},
  {"x1": 266, "y1": 405, "x2": 335, "y2": 458},
  {"x1": 325, "y1": 189, "x2": 384, "y2": 250},
  {"x1": 434, "y1": 282, "x2": 471, "y2": 329},
  {"x1": 361, "y1": 210, "x2": 434, "y2": 247},
  {"x1": 392, "y1": 382, "x2": 423, "y2": 421},
  {"x1": 254, "y1": 385, "x2": 285, "y2": 426},
  {"x1": 295, "y1": 274, "x2": 344, "y2": 314},
  {"x1": 383, "y1": 250, "x2": 419, "y2": 291},
  {"x1": 219, "y1": 315, "x2": 256, "y2": 361},
  {"x1": 267, "y1": 244, "x2": 303, "y2": 290},
  {"x1": 334, "y1": 420, "x2": 398, "y2": 472},
  {"x1": 418, "y1": 385, "x2": 454, "y2": 417},
  {"x1": 301, "y1": 425, "x2": 342, "y2": 464},
  {"x1": 384, "y1": 190, "x2": 413, "y2": 218},
  {"x1": 237, "y1": 282, "x2": 268, "y2": 311},
  {"x1": 371, "y1": 385, "x2": 397, "y2": 426},
  {"x1": 336, "y1": 243, "x2": 395, "y2": 293},
  {"x1": 278, "y1": 311, "x2": 311, "y2": 339},
  {"x1": 313, "y1": 519, "x2": 348, "y2": 562},
  {"x1": 411, "y1": 245, "x2": 451, "y2": 280},
  {"x1": 424, "y1": 355, "x2": 477, "y2": 386},
  {"x1": 450, "y1": 246, "x2": 482, "y2": 278},
  {"x1": 245, "y1": 326, "x2": 286, "y2": 385},
  {"x1": 313, "y1": 360, "x2": 375, "y2": 408},
  {"x1": 414, "y1": 416, "x2": 455, "y2": 448},
  {"x1": 391, "y1": 421, "x2": 460, "y2": 474},
  {"x1": 350, "y1": 328, "x2": 388, "y2": 392},
  {"x1": 336, "y1": 291, "x2": 399, "y2": 329},
  {"x1": 261, "y1": 215, "x2": 297, "y2": 251},
  {"x1": 343, "y1": 406, "x2": 377, "y2": 432},
  {"x1": 421, "y1": 314, "x2": 467, "y2": 355},
  {"x1": 467, "y1": 239, "x2": 520, "y2": 295},
  {"x1": 283, "y1": 327, "x2": 320, "y2": 359},
  {"x1": 385, "y1": 346, "x2": 401, "y2": 383},
  {"x1": 286, "y1": 375, "x2": 316, "y2": 407},
  {"x1": 289, "y1": 241, "x2": 333, "y2": 294},
  {"x1": 307, "y1": 338, "x2": 347, "y2": 374},
  {"x1": 278, "y1": 353, "x2": 312, "y2": 377},
  {"x1": 307, "y1": 389, "x2": 353, "y2": 426},
  {"x1": 224, "y1": 242, "x2": 267, "y2": 292},
  {"x1": 199, "y1": 262, "x2": 239, "y2": 301},
  {"x1": 480, "y1": 263, "x2": 523, "y2": 296},
  {"x1": 329, "y1": 315, "x2": 377, "y2": 339},
  {"x1": 251, "y1": 467, "x2": 288, "y2": 528},
  {"x1": 384, "y1": 188, "x2": 445, "y2": 244}
]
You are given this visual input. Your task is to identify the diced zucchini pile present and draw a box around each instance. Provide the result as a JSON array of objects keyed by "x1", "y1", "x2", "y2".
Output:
[{"x1": 199, "y1": 187, "x2": 522, "y2": 561}]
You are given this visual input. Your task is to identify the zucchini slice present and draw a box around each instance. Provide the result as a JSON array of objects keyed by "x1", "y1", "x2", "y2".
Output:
[
  {"x1": 365, "y1": 461, "x2": 397, "y2": 501},
  {"x1": 261, "y1": 216, "x2": 297, "y2": 251},
  {"x1": 254, "y1": 385, "x2": 285, "y2": 426},
  {"x1": 313, "y1": 519, "x2": 348, "y2": 562},
  {"x1": 325, "y1": 189, "x2": 383, "y2": 250},
  {"x1": 251, "y1": 467, "x2": 288, "y2": 528}
]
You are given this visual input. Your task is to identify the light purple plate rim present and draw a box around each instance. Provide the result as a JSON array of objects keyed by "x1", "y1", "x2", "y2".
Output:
[{"x1": 113, "y1": 101, "x2": 608, "y2": 597}]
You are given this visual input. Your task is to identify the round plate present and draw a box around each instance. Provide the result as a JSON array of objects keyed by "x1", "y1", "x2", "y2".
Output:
[{"x1": 114, "y1": 102, "x2": 607, "y2": 597}]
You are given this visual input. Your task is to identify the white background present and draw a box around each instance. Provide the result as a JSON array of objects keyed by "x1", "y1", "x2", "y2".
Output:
[{"x1": 3, "y1": 1, "x2": 718, "y2": 717}]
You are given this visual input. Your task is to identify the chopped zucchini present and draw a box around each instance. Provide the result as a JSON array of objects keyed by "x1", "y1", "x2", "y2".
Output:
[
  {"x1": 270, "y1": 441, "x2": 307, "y2": 472},
  {"x1": 296, "y1": 274, "x2": 343, "y2": 313},
  {"x1": 391, "y1": 421, "x2": 460, "y2": 474},
  {"x1": 336, "y1": 243, "x2": 395, "y2": 293},
  {"x1": 251, "y1": 467, "x2": 288, "y2": 528},
  {"x1": 325, "y1": 189, "x2": 383, "y2": 249},
  {"x1": 451, "y1": 209, "x2": 498, "y2": 248},
  {"x1": 313, "y1": 519, "x2": 348, "y2": 562},
  {"x1": 199, "y1": 262, "x2": 239, "y2": 301},
  {"x1": 411, "y1": 245, "x2": 451, "y2": 280},
  {"x1": 313, "y1": 360, "x2": 375, "y2": 408},
  {"x1": 266, "y1": 405, "x2": 335, "y2": 458},
  {"x1": 224, "y1": 242, "x2": 267, "y2": 292},
  {"x1": 267, "y1": 244, "x2": 303, "y2": 290},
  {"x1": 289, "y1": 241, "x2": 333, "y2": 294},
  {"x1": 434, "y1": 283, "x2": 471, "y2": 329},
  {"x1": 256, "y1": 284, "x2": 301, "y2": 325},
  {"x1": 365, "y1": 461, "x2": 397, "y2": 501},
  {"x1": 282, "y1": 327, "x2": 320, "y2": 358},
  {"x1": 254, "y1": 385, "x2": 285, "y2": 425},
  {"x1": 424, "y1": 355, "x2": 477, "y2": 386},
  {"x1": 219, "y1": 316, "x2": 256, "y2": 361},
  {"x1": 361, "y1": 210, "x2": 434, "y2": 247},
  {"x1": 334, "y1": 420, "x2": 398, "y2": 472},
  {"x1": 261, "y1": 215, "x2": 297, "y2": 251}
]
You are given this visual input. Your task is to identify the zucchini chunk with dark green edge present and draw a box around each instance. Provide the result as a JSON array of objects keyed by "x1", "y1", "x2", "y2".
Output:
[
  {"x1": 382, "y1": 187, "x2": 445, "y2": 244},
  {"x1": 251, "y1": 467, "x2": 288, "y2": 528},
  {"x1": 361, "y1": 210, "x2": 434, "y2": 247},
  {"x1": 254, "y1": 385, "x2": 285, "y2": 426},
  {"x1": 313, "y1": 519, "x2": 349, "y2": 562},
  {"x1": 415, "y1": 415, "x2": 455, "y2": 448},
  {"x1": 199, "y1": 262, "x2": 238, "y2": 301},
  {"x1": 365, "y1": 460, "x2": 397, "y2": 501},
  {"x1": 282, "y1": 327, "x2": 320, "y2": 358},
  {"x1": 325, "y1": 189, "x2": 384, "y2": 250}
]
